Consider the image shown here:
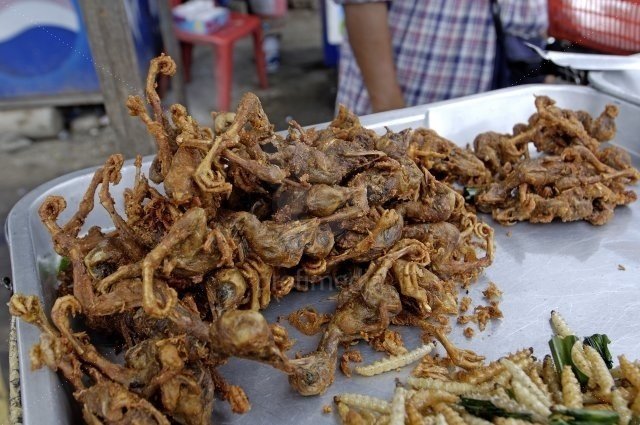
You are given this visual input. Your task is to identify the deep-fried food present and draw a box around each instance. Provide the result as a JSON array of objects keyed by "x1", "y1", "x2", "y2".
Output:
[
  {"x1": 472, "y1": 96, "x2": 640, "y2": 225},
  {"x1": 334, "y1": 312, "x2": 637, "y2": 425},
  {"x1": 12, "y1": 54, "x2": 498, "y2": 423}
]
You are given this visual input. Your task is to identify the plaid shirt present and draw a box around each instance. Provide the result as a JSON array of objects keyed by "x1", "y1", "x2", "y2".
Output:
[{"x1": 335, "y1": 0, "x2": 548, "y2": 114}]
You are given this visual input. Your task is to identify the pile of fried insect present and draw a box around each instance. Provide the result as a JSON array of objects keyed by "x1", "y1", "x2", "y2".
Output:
[
  {"x1": 9, "y1": 55, "x2": 639, "y2": 425},
  {"x1": 334, "y1": 311, "x2": 640, "y2": 425}
]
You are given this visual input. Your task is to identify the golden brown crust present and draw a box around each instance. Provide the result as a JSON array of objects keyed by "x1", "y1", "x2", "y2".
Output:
[
  {"x1": 473, "y1": 96, "x2": 639, "y2": 225},
  {"x1": 340, "y1": 350, "x2": 363, "y2": 378},
  {"x1": 7, "y1": 53, "x2": 525, "y2": 422}
]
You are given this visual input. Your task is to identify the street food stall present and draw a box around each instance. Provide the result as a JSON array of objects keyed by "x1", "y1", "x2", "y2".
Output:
[{"x1": 4, "y1": 1, "x2": 640, "y2": 424}]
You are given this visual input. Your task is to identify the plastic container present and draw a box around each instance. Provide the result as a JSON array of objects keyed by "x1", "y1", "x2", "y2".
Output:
[
  {"x1": 172, "y1": 0, "x2": 230, "y2": 35},
  {"x1": 263, "y1": 32, "x2": 280, "y2": 73},
  {"x1": 248, "y1": 0, "x2": 287, "y2": 17},
  {"x1": 548, "y1": 0, "x2": 640, "y2": 54}
]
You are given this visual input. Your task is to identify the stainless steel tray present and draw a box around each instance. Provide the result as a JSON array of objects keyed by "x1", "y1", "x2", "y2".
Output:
[
  {"x1": 590, "y1": 67, "x2": 640, "y2": 107},
  {"x1": 8, "y1": 85, "x2": 640, "y2": 424}
]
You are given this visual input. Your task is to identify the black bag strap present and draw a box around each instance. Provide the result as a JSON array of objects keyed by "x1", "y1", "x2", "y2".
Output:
[
  {"x1": 490, "y1": 0, "x2": 505, "y2": 47},
  {"x1": 490, "y1": 0, "x2": 509, "y2": 88}
]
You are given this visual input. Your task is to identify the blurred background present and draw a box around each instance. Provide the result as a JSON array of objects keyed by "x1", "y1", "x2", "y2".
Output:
[{"x1": 0, "y1": 0, "x2": 639, "y2": 422}]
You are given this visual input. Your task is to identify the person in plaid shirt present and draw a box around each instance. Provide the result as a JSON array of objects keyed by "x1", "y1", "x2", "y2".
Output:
[{"x1": 334, "y1": 0, "x2": 548, "y2": 115}]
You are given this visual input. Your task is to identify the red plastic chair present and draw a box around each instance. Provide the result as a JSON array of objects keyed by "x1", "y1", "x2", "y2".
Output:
[{"x1": 170, "y1": 0, "x2": 268, "y2": 111}]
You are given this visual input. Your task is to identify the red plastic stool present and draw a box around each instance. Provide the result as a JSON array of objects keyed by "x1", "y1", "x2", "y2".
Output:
[{"x1": 171, "y1": 3, "x2": 268, "y2": 111}]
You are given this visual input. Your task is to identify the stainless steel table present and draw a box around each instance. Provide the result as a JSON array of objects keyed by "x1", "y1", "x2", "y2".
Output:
[{"x1": 8, "y1": 85, "x2": 640, "y2": 424}]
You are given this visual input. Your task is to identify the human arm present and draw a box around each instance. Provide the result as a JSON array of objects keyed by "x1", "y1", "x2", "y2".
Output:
[{"x1": 339, "y1": 1, "x2": 405, "y2": 112}]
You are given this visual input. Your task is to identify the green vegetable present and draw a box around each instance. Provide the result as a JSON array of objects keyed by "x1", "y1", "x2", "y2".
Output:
[
  {"x1": 551, "y1": 419, "x2": 616, "y2": 425},
  {"x1": 551, "y1": 408, "x2": 619, "y2": 425},
  {"x1": 463, "y1": 187, "x2": 479, "y2": 203},
  {"x1": 58, "y1": 256, "x2": 71, "y2": 273},
  {"x1": 549, "y1": 335, "x2": 589, "y2": 385},
  {"x1": 459, "y1": 397, "x2": 532, "y2": 421},
  {"x1": 584, "y1": 334, "x2": 613, "y2": 369}
]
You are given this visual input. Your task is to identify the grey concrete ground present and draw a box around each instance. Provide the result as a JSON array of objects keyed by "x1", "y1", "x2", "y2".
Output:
[
  {"x1": 0, "y1": 8, "x2": 335, "y2": 410},
  {"x1": 186, "y1": 9, "x2": 337, "y2": 128}
]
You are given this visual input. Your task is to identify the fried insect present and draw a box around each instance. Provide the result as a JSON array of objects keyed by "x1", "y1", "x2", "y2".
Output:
[
  {"x1": 335, "y1": 312, "x2": 638, "y2": 425},
  {"x1": 354, "y1": 344, "x2": 434, "y2": 377}
]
